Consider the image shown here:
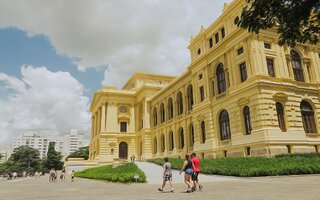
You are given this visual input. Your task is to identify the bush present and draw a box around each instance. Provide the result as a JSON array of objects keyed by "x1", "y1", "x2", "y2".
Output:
[
  {"x1": 75, "y1": 163, "x2": 146, "y2": 183},
  {"x1": 148, "y1": 153, "x2": 320, "y2": 177}
]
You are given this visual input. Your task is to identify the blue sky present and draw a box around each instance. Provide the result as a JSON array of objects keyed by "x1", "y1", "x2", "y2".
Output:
[{"x1": 0, "y1": 28, "x2": 104, "y2": 98}]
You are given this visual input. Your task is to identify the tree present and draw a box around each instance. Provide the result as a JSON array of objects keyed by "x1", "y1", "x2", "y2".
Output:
[
  {"x1": 43, "y1": 142, "x2": 63, "y2": 170},
  {"x1": 238, "y1": 0, "x2": 320, "y2": 47},
  {"x1": 0, "y1": 146, "x2": 41, "y2": 173},
  {"x1": 66, "y1": 146, "x2": 89, "y2": 160}
]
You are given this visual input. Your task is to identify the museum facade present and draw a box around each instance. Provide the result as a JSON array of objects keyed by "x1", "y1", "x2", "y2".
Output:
[{"x1": 89, "y1": 0, "x2": 320, "y2": 164}]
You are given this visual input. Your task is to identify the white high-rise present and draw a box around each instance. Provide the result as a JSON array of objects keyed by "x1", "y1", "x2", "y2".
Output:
[
  {"x1": 12, "y1": 130, "x2": 84, "y2": 159},
  {"x1": 62, "y1": 129, "x2": 84, "y2": 159},
  {"x1": 0, "y1": 146, "x2": 11, "y2": 163}
]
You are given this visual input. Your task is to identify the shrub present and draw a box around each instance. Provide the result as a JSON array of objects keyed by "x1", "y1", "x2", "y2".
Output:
[
  {"x1": 148, "y1": 153, "x2": 320, "y2": 177},
  {"x1": 75, "y1": 163, "x2": 146, "y2": 183}
]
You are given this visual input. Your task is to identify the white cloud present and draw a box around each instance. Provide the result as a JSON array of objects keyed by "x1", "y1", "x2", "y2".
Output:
[
  {"x1": 0, "y1": 66, "x2": 91, "y2": 145},
  {"x1": 0, "y1": 0, "x2": 232, "y2": 88}
]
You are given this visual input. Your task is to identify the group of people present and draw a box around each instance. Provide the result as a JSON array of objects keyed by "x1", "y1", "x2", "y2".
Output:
[
  {"x1": 49, "y1": 168, "x2": 73, "y2": 182},
  {"x1": 6, "y1": 171, "x2": 42, "y2": 180},
  {"x1": 158, "y1": 152, "x2": 203, "y2": 193}
]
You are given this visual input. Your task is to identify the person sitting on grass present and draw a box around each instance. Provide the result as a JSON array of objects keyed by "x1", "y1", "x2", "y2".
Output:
[{"x1": 158, "y1": 157, "x2": 174, "y2": 192}]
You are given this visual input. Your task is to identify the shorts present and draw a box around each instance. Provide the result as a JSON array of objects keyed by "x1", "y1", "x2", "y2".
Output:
[
  {"x1": 163, "y1": 172, "x2": 172, "y2": 181},
  {"x1": 192, "y1": 172, "x2": 199, "y2": 181},
  {"x1": 185, "y1": 168, "x2": 193, "y2": 175}
]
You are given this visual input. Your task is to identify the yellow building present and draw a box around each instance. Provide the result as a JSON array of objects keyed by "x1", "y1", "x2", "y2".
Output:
[{"x1": 89, "y1": 0, "x2": 320, "y2": 164}]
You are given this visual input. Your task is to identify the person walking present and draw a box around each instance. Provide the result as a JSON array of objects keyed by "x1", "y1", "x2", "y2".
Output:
[
  {"x1": 158, "y1": 157, "x2": 174, "y2": 192},
  {"x1": 191, "y1": 152, "x2": 203, "y2": 192},
  {"x1": 179, "y1": 154, "x2": 194, "y2": 193},
  {"x1": 60, "y1": 168, "x2": 65, "y2": 181},
  {"x1": 71, "y1": 170, "x2": 75, "y2": 182},
  {"x1": 49, "y1": 169, "x2": 55, "y2": 182}
]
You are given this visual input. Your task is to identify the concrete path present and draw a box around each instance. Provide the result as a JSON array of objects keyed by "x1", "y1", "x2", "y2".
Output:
[
  {"x1": 1, "y1": 173, "x2": 320, "y2": 200},
  {"x1": 135, "y1": 161, "x2": 239, "y2": 184}
]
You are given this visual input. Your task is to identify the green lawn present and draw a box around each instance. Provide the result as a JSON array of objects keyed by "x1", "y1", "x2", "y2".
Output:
[
  {"x1": 75, "y1": 163, "x2": 146, "y2": 183},
  {"x1": 148, "y1": 153, "x2": 320, "y2": 177}
]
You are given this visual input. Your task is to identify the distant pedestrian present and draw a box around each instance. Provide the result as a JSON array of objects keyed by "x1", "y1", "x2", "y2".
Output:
[
  {"x1": 60, "y1": 169, "x2": 65, "y2": 181},
  {"x1": 158, "y1": 157, "x2": 174, "y2": 192},
  {"x1": 12, "y1": 172, "x2": 17, "y2": 179},
  {"x1": 54, "y1": 170, "x2": 58, "y2": 182},
  {"x1": 132, "y1": 155, "x2": 135, "y2": 162},
  {"x1": 71, "y1": 170, "x2": 75, "y2": 182},
  {"x1": 22, "y1": 171, "x2": 27, "y2": 177},
  {"x1": 191, "y1": 152, "x2": 203, "y2": 192},
  {"x1": 49, "y1": 169, "x2": 55, "y2": 182},
  {"x1": 179, "y1": 154, "x2": 193, "y2": 193}
]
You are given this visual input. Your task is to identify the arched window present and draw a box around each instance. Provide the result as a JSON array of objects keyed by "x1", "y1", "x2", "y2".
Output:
[
  {"x1": 177, "y1": 92, "x2": 183, "y2": 115},
  {"x1": 291, "y1": 50, "x2": 304, "y2": 82},
  {"x1": 153, "y1": 108, "x2": 157, "y2": 127},
  {"x1": 201, "y1": 121, "x2": 206, "y2": 143},
  {"x1": 179, "y1": 128, "x2": 184, "y2": 149},
  {"x1": 187, "y1": 85, "x2": 194, "y2": 111},
  {"x1": 300, "y1": 101, "x2": 317, "y2": 133},
  {"x1": 216, "y1": 63, "x2": 226, "y2": 94},
  {"x1": 169, "y1": 131, "x2": 174, "y2": 151},
  {"x1": 160, "y1": 103, "x2": 165, "y2": 123},
  {"x1": 276, "y1": 102, "x2": 286, "y2": 132},
  {"x1": 161, "y1": 134, "x2": 165, "y2": 152},
  {"x1": 153, "y1": 137, "x2": 157, "y2": 154},
  {"x1": 219, "y1": 110, "x2": 231, "y2": 140},
  {"x1": 243, "y1": 106, "x2": 252, "y2": 135},
  {"x1": 168, "y1": 98, "x2": 173, "y2": 119},
  {"x1": 189, "y1": 124, "x2": 194, "y2": 147}
]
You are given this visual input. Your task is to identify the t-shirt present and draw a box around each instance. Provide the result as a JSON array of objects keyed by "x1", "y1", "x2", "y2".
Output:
[
  {"x1": 163, "y1": 162, "x2": 172, "y2": 174},
  {"x1": 192, "y1": 157, "x2": 200, "y2": 172}
]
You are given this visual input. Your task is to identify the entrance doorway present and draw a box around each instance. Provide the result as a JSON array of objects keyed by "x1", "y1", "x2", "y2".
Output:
[{"x1": 119, "y1": 142, "x2": 128, "y2": 159}]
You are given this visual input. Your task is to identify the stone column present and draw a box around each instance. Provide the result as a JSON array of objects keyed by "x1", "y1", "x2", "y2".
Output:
[
  {"x1": 101, "y1": 104, "x2": 106, "y2": 132},
  {"x1": 91, "y1": 116, "x2": 94, "y2": 138}
]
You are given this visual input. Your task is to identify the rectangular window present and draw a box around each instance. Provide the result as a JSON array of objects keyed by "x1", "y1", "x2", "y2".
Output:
[
  {"x1": 246, "y1": 147, "x2": 251, "y2": 156},
  {"x1": 221, "y1": 27, "x2": 225, "y2": 38},
  {"x1": 239, "y1": 62, "x2": 247, "y2": 82},
  {"x1": 215, "y1": 33, "x2": 219, "y2": 43},
  {"x1": 211, "y1": 81, "x2": 215, "y2": 97},
  {"x1": 120, "y1": 122, "x2": 127, "y2": 132},
  {"x1": 209, "y1": 37, "x2": 213, "y2": 48},
  {"x1": 200, "y1": 86, "x2": 205, "y2": 102},
  {"x1": 237, "y1": 47, "x2": 244, "y2": 55},
  {"x1": 264, "y1": 43, "x2": 271, "y2": 49},
  {"x1": 266, "y1": 58, "x2": 275, "y2": 77},
  {"x1": 287, "y1": 145, "x2": 291, "y2": 154}
]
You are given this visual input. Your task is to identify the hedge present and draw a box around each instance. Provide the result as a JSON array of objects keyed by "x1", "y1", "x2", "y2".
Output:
[
  {"x1": 75, "y1": 163, "x2": 146, "y2": 183},
  {"x1": 148, "y1": 153, "x2": 320, "y2": 177}
]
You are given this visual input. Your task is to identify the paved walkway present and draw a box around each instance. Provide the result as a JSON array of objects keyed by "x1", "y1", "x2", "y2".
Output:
[
  {"x1": 135, "y1": 161, "x2": 238, "y2": 184},
  {"x1": 1, "y1": 173, "x2": 320, "y2": 200}
]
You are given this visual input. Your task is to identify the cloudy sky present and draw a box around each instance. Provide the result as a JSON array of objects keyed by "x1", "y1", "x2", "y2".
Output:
[{"x1": 0, "y1": 0, "x2": 232, "y2": 146}]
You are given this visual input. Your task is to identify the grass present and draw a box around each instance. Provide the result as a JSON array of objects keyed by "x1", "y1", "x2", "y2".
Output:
[
  {"x1": 148, "y1": 153, "x2": 320, "y2": 177},
  {"x1": 75, "y1": 163, "x2": 146, "y2": 183}
]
